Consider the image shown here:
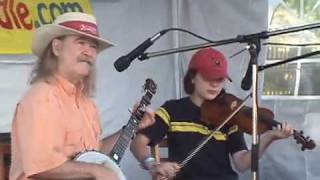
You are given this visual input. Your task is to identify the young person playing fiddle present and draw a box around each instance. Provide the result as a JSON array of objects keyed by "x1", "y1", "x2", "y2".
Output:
[{"x1": 130, "y1": 48, "x2": 293, "y2": 180}]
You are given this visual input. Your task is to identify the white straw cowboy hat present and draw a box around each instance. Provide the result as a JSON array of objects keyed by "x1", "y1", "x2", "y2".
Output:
[{"x1": 32, "y1": 12, "x2": 115, "y2": 57}]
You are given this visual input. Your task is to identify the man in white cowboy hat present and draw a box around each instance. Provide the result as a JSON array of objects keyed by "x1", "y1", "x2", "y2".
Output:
[{"x1": 10, "y1": 12, "x2": 155, "y2": 180}]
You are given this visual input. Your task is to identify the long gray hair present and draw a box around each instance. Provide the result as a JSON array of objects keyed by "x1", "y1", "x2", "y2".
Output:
[{"x1": 29, "y1": 37, "x2": 96, "y2": 97}]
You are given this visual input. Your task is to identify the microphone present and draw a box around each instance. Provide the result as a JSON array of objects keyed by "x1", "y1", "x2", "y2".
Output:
[
  {"x1": 114, "y1": 30, "x2": 167, "y2": 72},
  {"x1": 241, "y1": 61, "x2": 252, "y2": 90},
  {"x1": 241, "y1": 45, "x2": 254, "y2": 90},
  {"x1": 241, "y1": 43, "x2": 261, "y2": 90}
]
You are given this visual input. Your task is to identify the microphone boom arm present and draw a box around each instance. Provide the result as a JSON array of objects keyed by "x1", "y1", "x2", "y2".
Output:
[{"x1": 138, "y1": 22, "x2": 320, "y2": 60}]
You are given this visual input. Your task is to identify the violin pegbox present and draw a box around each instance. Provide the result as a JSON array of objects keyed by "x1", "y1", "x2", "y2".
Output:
[{"x1": 293, "y1": 130, "x2": 316, "y2": 151}]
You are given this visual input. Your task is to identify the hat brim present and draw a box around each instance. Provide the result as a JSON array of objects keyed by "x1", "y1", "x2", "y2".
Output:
[
  {"x1": 200, "y1": 71, "x2": 232, "y2": 82},
  {"x1": 32, "y1": 24, "x2": 115, "y2": 57}
]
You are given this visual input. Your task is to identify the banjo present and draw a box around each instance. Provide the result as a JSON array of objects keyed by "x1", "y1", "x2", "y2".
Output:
[{"x1": 74, "y1": 78, "x2": 157, "y2": 180}]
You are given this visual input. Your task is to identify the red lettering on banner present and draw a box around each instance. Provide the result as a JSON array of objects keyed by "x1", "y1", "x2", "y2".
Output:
[
  {"x1": 16, "y1": 2, "x2": 32, "y2": 29},
  {"x1": 0, "y1": 0, "x2": 12, "y2": 29},
  {"x1": 0, "y1": 0, "x2": 32, "y2": 30}
]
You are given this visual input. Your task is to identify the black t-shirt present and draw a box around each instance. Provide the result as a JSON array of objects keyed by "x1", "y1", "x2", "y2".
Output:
[{"x1": 140, "y1": 97, "x2": 248, "y2": 180}]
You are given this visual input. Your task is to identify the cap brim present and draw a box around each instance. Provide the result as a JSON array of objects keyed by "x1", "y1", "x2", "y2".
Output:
[{"x1": 200, "y1": 71, "x2": 232, "y2": 82}]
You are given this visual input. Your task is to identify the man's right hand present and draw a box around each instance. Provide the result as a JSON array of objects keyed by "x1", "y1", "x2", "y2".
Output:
[{"x1": 93, "y1": 164, "x2": 119, "y2": 180}]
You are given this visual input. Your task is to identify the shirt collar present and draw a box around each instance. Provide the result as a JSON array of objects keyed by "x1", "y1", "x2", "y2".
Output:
[{"x1": 54, "y1": 74, "x2": 84, "y2": 96}]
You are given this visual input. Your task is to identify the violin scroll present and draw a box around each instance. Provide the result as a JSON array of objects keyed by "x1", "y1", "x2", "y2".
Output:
[{"x1": 293, "y1": 130, "x2": 316, "y2": 151}]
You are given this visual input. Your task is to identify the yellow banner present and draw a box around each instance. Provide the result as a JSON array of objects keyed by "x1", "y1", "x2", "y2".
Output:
[{"x1": 0, "y1": 0, "x2": 93, "y2": 54}]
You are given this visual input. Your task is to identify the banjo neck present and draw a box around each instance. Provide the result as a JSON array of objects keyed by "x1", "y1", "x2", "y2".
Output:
[{"x1": 109, "y1": 79, "x2": 156, "y2": 164}]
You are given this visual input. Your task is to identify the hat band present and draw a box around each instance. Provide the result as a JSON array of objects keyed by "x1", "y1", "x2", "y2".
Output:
[{"x1": 59, "y1": 21, "x2": 99, "y2": 37}]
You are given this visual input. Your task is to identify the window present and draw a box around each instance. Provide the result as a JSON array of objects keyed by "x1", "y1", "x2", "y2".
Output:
[{"x1": 263, "y1": 0, "x2": 320, "y2": 99}]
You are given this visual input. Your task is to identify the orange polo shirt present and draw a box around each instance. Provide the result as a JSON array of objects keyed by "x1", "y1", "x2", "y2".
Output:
[{"x1": 10, "y1": 75, "x2": 101, "y2": 180}]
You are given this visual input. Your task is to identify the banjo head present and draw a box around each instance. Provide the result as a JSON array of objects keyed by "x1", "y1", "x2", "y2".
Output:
[{"x1": 75, "y1": 151, "x2": 127, "y2": 180}]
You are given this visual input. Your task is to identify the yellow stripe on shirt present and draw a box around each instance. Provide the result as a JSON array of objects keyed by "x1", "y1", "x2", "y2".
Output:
[
  {"x1": 156, "y1": 107, "x2": 171, "y2": 126},
  {"x1": 170, "y1": 121, "x2": 227, "y2": 141}
]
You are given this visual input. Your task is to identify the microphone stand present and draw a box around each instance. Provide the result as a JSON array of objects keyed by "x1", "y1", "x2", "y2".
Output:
[
  {"x1": 247, "y1": 40, "x2": 261, "y2": 180},
  {"x1": 248, "y1": 48, "x2": 320, "y2": 180},
  {"x1": 245, "y1": 47, "x2": 320, "y2": 180}
]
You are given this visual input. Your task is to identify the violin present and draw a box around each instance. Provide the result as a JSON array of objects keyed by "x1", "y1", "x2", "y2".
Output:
[{"x1": 201, "y1": 92, "x2": 316, "y2": 151}]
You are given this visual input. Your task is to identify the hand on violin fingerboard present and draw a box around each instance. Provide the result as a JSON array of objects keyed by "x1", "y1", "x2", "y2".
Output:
[{"x1": 269, "y1": 121, "x2": 294, "y2": 140}]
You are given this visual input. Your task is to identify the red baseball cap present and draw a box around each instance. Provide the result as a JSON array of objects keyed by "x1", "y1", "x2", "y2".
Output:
[{"x1": 188, "y1": 48, "x2": 231, "y2": 81}]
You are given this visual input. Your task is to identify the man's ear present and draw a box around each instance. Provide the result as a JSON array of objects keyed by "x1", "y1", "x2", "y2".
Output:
[{"x1": 52, "y1": 39, "x2": 62, "y2": 56}]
